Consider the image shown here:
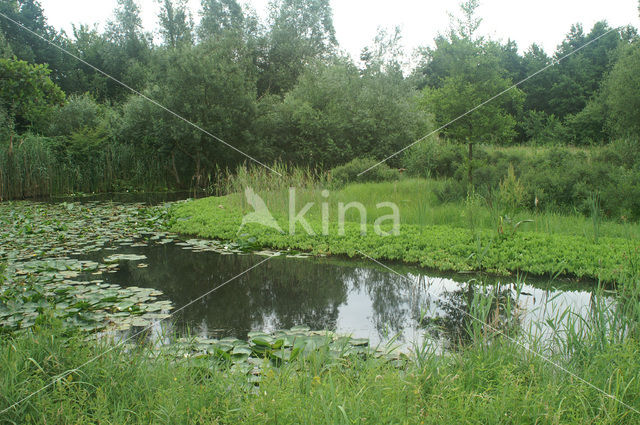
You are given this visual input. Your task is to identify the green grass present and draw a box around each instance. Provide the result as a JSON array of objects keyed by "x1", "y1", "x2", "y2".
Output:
[
  {"x1": 170, "y1": 178, "x2": 639, "y2": 283},
  {"x1": 217, "y1": 178, "x2": 640, "y2": 240},
  {"x1": 2, "y1": 293, "x2": 640, "y2": 424}
]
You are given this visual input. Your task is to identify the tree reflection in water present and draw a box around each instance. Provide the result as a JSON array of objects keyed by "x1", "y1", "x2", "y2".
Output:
[
  {"x1": 89, "y1": 242, "x2": 589, "y2": 348},
  {"x1": 421, "y1": 281, "x2": 522, "y2": 350}
]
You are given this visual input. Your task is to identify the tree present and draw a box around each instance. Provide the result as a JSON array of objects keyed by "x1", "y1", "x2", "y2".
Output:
[
  {"x1": 423, "y1": 61, "x2": 524, "y2": 145},
  {"x1": 546, "y1": 22, "x2": 625, "y2": 119},
  {"x1": 0, "y1": 31, "x2": 12, "y2": 58},
  {"x1": 106, "y1": 0, "x2": 147, "y2": 56},
  {"x1": 520, "y1": 43, "x2": 556, "y2": 113},
  {"x1": 198, "y1": 0, "x2": 245, "y2": 40},
  {"x1": 258, "y1": 0, "x2": 337, "y2": 96},
  {"x1": 360, "y1": 26, "x2": 404, "y2": 77},
  {"x1": 602, "y1": 43, "x2": 640, "y2": 138},
  {"x1": 157, "y1": 0, "x2": 193, "y2": 48},
  {"x1": 450, "y1": 0, "x2": 482, "y2": 41},
  {"x1": 120, "y1": 34, "x2": 258, "y2": 187},
  {"x1": 254, "y1": 59, "x2": 429, "y2": 167},
  {"x1": 419, "y1": 0, "x2": 524, "y2": 186},
  {"x1": 0, "y1": 58, "x2": 65, "y2": 131},
  {"x1": 63, "y1": 25, "x2": 111, "y2": 99},
  {"x1": 0, "y1": 0, "x2": 72, "y2": 88},
  {"x1": 103, "y1": 0, "x2": 151, "y2": 100}
]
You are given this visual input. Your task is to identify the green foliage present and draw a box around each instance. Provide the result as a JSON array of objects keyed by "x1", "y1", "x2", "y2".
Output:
[
  {"x1": 329, "y1": 157, "x2": 400, "y2": 188},
  {"x1": 47, "y1": 93, "x2": 101, "y2": 136},
  {"x1": 258, "y1": 0, "x2": 337, "y2": 95},
  {"x1": 157, "y1": 0, "x2": 193, "y2": 48},
  {"x1": 546, "y1": 22, "x2": 625, "y2": 120},
  {"x1": 171, "y1": 194, "x2": 636, "y2": 282},
  {"x1": 198, "y1": 0, "x2": 245, "y2": 40},
  {"x1": 496, "y1": 164, "x2": 525, "y2": 215},
  {"x1": 0, "y1": 58, "x2": 65, "y2": 130},
  {"x1": 120, "y1": 36, "x2": 258, "y2": 188},
  {"x1": 0, "y1": 133, "x2": 59, "y2": 199},
  {"x1": 404, "y1": 137, "x2": 464, "y2": 178},
  {"x1": 255, "y1": 60, "x2": 429, "y2": 167},
  {"x1": 602, "y1": 42, "x2": 640, "y2": 138},
  {"x1": 563, "y1": 97, "x2": 608, "y2": 144},
  {"x1": 406, "y1": 140, "x2": 640, "y2": 220},
  {"x1": 420, "y1": 33, "x2": 525, "y2": 145},
  {"x1": 0, "y1": 0, "x2": 639, "y2": 204},
  {"x1": 1, "y1": 316, "x2": 640, "y2": 423},
  {"x1": 520, "y1": 110, "x2": 565, "y2": 145}
]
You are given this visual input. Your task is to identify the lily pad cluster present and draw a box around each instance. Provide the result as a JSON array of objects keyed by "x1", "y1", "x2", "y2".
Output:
[
  {"x1": 0, "y1": 201, "x2": 180, "y2": 333},
  {"x1": 161, "y1": 326, "x2": 403, "y2": 381},
  {"x1": 0, "y1": 201, "x2": 171, "y2": 262},
  {"x1": 0, "y1": 200, "x2": 384, "y2": 370},
  {"x1": 0, "y1": 274, "x2": 173, "y2": 333},
  {"x1": 176, "y1": 239, "x2": 311, "y2": 259}
]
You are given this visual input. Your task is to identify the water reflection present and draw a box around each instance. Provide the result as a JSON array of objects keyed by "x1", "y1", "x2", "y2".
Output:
[
  {"x1": 90, "y1": 242, "x2": 600, "y2": 348},
  {"x1": 421, "y1": 282, "x2": 521, "y2": 350}
]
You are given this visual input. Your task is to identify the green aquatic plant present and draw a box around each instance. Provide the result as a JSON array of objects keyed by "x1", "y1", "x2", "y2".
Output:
[
  {"x1": 171, "y1": 195, "x2": 633, "y2": 283},
  {"x1": 0, "y1": 271, "x2": 173, "y2": 333},
  {"x1": 589, "y1": 191, "x2": 602, "y2": 243}
]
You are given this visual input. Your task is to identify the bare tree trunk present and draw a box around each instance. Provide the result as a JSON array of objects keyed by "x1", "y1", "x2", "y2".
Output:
[{"x1": 171, "y1": 152, "x2": 181, "y2": 186}]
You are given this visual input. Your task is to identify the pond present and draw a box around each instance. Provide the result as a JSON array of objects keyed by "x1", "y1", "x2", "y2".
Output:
[
  {"x1": 0, "y1": 198, "x2": 602, "y2": 351},
  {"x1": 83, "y1": 239, "x2": 598, "y2": 350}
]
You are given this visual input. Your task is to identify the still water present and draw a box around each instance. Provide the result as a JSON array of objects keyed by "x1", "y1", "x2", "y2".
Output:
[{"x1": 85, "y1": 240, "x2": 598, "y2": 349}]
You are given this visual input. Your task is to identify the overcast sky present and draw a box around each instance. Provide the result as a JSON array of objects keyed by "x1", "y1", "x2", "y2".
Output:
[{"x1": 39, "y1": 0, "x2": 640, "y2": 60}]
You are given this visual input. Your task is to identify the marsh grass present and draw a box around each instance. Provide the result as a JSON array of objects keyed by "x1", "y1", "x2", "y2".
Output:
[
  {"x1": 3, "y1": 272, "x2": 640, "y2": 423},
  {"x1": 0, "y1": 135, "x2": 172, "y2": 200},
  {"x1": 214, "y1": 167, "x2": 640, "y2": 240}
]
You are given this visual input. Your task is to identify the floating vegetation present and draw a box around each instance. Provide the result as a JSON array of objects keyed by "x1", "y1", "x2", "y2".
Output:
[
  {"x1": 0, "y1": 202, "x2": 177, "y2": 334},
  {"x1": 155, "y1": 326, "x2": 403, "y2": 382},
  {"x1": 104, "y1": 254, "x2": 148, "y2": 263},
  {"x1": 0, "y1": 275, "x2": 173, "y2": 333},
  {"x1": 0, "y1": 201, "x2": 171, "y2": 262},
  {"x1": 0, "y1": 200, "x2": 365, "y2": 365}
]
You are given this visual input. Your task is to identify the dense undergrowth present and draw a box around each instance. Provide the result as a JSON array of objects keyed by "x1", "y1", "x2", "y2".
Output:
[{"x1": 403, "y1": 138, "x2": 640, "y2": 220}]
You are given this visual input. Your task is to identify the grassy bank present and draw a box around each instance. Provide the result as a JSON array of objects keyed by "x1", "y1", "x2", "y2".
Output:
[
  {"x1": 170, "y1": 179, "x2": 639, "y2": 283},
  {"x1": 2, "y1": 299, "x2": 640, "y2": 424}
]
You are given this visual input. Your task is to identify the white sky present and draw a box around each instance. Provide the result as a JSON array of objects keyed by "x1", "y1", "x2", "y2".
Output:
[{"x1": 39, "y1": 0, "x2": 640, "y2": 59}]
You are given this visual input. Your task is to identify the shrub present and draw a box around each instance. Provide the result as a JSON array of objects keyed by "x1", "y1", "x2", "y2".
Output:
[
  {"x1": 329, "y1": 157, "x2": 400, "y2": 188},
  {"x1": 402, "y1": 138, "x2": 640, "y2": 219},
  {"x1": 47, "y1": 94, "x2": 102, "y2": 137},
  {"x1": 497, "y1": 165, "x2": 526, "y2": 215},
  {"x1": 434, "y1": 179, "x2": 466, "y2": 203},
  {"x1": 563, "y1": 99, "x2": 608, "y2": 145},
  {"x1": 520, "y1": 110, "x2": 565, "y2": 145},
  {"x1": 404, "y1": 137, "x2": 464, "y2": 178}
]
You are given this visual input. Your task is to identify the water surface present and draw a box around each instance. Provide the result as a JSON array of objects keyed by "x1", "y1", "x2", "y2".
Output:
[{"x1": 87, "y1": 241, "x2": 598, "y2": 348}]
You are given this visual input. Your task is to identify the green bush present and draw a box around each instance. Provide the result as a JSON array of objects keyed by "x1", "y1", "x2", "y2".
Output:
[
  {"x1": 563, "y1": 99, "x2": 608, "y2": 145},
  {"x1": 329, "y1": 157, "x2": 400, "y2": 188},
  {"x1": 404, "y1": 137, "x2": 464, "y2": 178},
  {"x1": 47, "y1": 94, "x2": 102, "y2": 137},
  {"x1": 520, "y1": 110, "x2": 565, "y2": 145},
  {"x1": 433, "y1": 179, "x2": 466, "y2": 203},
  {"x1": 403, "y1": 139, "x2": 640, "y2": 219}
]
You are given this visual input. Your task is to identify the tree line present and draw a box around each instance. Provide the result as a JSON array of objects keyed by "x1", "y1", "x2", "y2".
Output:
[{"x1": 0, "y1": 0, "x2": 639, "y2": 197}]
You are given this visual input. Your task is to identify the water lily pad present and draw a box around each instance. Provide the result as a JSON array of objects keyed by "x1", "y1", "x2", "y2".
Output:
[{"x1": 104, "y1": 254, "x2": 147, "y2": 263}]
